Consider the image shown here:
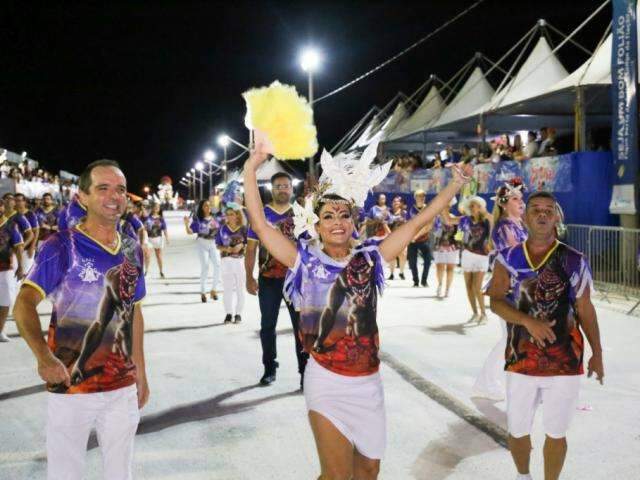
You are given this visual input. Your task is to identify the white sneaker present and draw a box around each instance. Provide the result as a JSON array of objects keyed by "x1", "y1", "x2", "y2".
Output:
[
  {"x1": 477, "y1": 314, "x2": 488, "y2": 324},
  {"x1": 515, "y1": 474, "x2": 533, "y2": 480},
  {"x1": 467, "y1": 314, "x2": 478, "y2": 323},
  {"x1": 0, "y1": 332, "x2": 10, "y2": 342},
  {"x1": 436, "y1": 285, "x2": 442, "y2": 298}
]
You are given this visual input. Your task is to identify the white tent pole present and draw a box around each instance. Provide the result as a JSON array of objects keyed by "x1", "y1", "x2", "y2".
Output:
[
  {"x1": 576, "y1": 22, "x2": 612, "y2": 87},
  {"x1": 493, "y1": 25, "x2": 539, "y2": 94},
  {"x1": 332, "y1": 106, "x2": 380, "y2": 153},
  {"x1": 491, "y1": 29, "x2": 539, "y2": 106},
  {"x1": 441, "y1": 57, "x2": 476, "y2": 104},
  {"x1": 433, "y1": 23, "x2": 540, "y2": 122},
  {"x1": 545, "y1": 21, "x2": 594, "y2": 56},
  {"x1": 492, "y1": 0, "x2": 611, "y2": 110}
]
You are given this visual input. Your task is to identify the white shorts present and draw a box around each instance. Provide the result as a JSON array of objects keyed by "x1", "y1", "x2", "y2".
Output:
[
  {"x1": 461, "y1": 250, "x2": 489, "y2": 272},
  {"x1": 0, "y1": 270, "x2": 17, "y2": 307},
  {"x1": 433, "y1": 250, "x2": 458, "y2": 265},
  {"x1": 304, "y1": 356, "x2": 386, "y2": 460},
  {"x1": 506, "y1": 372, "x2": 580, "y2": 439},
  {"x1": 149, "y1": 236, "x2": 164, "y2": 250},
  {"x1": 47, "y1": 384, "x2": 140, "y2": 480}
]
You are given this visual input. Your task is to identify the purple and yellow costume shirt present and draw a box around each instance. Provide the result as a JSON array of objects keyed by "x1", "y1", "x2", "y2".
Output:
[
  {"x1": 216, "y1": 224, "x2": 247, "y2": 258},
  {"x1": 25, "y1": 228, "x2": 146, "y2": 394},
  {"x1": 247, "y1": 205, "x2": 295, "y2": 279},
  {"x1": 490, "y1": 241, "x2": 593, "y2": 377},
  {"x1": 285, "y1": 238, "x2": 385, "y2": 377}
]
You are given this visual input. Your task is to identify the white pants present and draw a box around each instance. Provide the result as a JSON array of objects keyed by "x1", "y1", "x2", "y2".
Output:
[
  {"x1": 0, "y1": 270, "x2": 17, "y2": 307},
  {"x1": 196, "y1": 238, "x2": 221, "y2": 293},
  {"x1": 46, "y1": 385, "x2": 140, "y2": 480},
  {"x1": 22, "y1": 250, "x2": 35, "y2": 274},
  {"x1": 506, "y1": 373, "x2": 580, "y2": 439},
  {"x1": 471, "y1": 318, "x2": 507, "y2": 400},
  {"x1": 221, "y1": 256, "x2": 246, "y2": 315}
]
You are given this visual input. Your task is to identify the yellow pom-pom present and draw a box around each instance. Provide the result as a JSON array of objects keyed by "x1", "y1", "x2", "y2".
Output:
[{"x1": 243, "y1": 81, "x2": 318, "y2": 160}]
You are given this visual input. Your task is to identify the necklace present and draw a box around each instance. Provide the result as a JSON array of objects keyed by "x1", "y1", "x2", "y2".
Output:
[{"x1": 79, "y1": 223, "x2": 118, "y2": 249}]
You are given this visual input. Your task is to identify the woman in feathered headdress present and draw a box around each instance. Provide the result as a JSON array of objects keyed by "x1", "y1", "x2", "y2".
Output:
[
  {"x1": 244, "y1": 134, "x2": 472, "y2": 479},
  {"x1": 471, "y1": 178, "x2": 528, "y2": 402}
]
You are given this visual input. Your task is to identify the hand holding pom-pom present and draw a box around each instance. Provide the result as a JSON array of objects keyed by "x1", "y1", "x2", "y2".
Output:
[{"x1": 243, "y1": 81, "x2": 318, "y2": 160}]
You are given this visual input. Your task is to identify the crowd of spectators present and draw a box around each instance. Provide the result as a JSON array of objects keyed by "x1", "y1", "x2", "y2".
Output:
[
  {"x1": 386, "y1": 127, "x2": 565, "y2": 171},
  {"x1": 0, "y1": 154, "x2": 79, "y2": 204}
]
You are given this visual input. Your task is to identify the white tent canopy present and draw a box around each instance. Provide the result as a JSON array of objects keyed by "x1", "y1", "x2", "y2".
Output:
[
  {"x1": 387, "y1": 85, "x2": 446, "y2": 140},
  {"x1": 364, "y1": 102, "x2": 408, "y2": 145},
  {"x1": 485, "y1": 36, "x2": 569, "y2": 111},
  {"x1": 431, "y1": 67, "x2": 494, "y2": 127},
  {"x1": 349, "y1": 115, "x2": 382, "y2": 149}
]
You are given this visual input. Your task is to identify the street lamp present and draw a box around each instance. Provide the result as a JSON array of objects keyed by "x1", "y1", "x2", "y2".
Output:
[
  {"x1": 218, "y1": 134, "x2": 230, "y2": 184},
  {"x1": 204, "y1": 149, "x2": 216, "y2": 197},
  {"x1": 196, "y1": 161, "x2": 205, "y2": 200},
  {"x1": 299, "y1": 47, "x2": 321, "y2": 180}
]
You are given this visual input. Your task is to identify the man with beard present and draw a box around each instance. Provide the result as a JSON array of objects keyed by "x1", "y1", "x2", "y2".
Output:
[
  {"x1": 35, "y1": 192, "x2": 59, "y2": 246},
  {"x1": 486, "y1": 191, "x2": 603, "y2": 480},
  {"x1": 245, "y1": 171, "x2": 308, "y2": 386},
  {"x1": 14, "y1": 160, "x2": 148, "y2": 480}
]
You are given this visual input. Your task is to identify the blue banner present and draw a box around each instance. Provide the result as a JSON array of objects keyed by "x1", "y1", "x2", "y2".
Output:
[{"x1": 610, "y1": 0, "x2": 639, "y2": 214}]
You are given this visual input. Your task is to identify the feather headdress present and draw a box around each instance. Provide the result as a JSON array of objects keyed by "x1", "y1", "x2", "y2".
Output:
[
  {"x1": 290, "y1": 140, "x2": 391, "y2": 239},
  {"x1": 318, "y1": 140, "x2": 391, "y2": 208}
]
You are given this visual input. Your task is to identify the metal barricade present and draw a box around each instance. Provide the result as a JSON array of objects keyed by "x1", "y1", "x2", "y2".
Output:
[{"x1": 565, "y1": 224, "x2": 640, "y2": 314}]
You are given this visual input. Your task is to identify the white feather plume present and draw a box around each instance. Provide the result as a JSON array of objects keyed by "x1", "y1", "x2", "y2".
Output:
[{"x1": 319, "y1": 140, "x2": 391, "y2": 207}]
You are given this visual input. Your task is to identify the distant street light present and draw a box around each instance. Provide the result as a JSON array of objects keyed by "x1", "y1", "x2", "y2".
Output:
[
  {"x1": 204, "y1": 149, "x2": 216, "y2": 197},
  {"x1": 299, "y1": 47, "x2": 322, "y2": 180}
]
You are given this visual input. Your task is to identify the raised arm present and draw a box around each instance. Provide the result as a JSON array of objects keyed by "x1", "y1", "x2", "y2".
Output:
[
  {"x1": 379, "y1": 164, "x2": 470, "y2": 262},
  {"x1": 243, "y1": 145, "x2": 297, "y2": 269}
]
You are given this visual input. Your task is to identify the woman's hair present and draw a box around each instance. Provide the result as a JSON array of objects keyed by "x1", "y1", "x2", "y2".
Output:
[
  {"x1": 152, "y1": 203, "x2": 163, "y2": 216},
  {"x1": 314, "y1": 194, "x2": 353, "y2": 217},
  {"x1": 195, "y1": 199, "x2": 209, "y2": 221}
]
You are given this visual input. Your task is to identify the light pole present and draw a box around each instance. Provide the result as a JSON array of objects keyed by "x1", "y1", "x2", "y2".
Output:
[
  {"x1": 300, "y1": 47, "x2": 321, "y2": 180},
  {"x1": 186, "y1": 172, "x2": 193, "y2": 200},
  {"x1": 195, "y1": 161, "x2": 204, "y2": 200},
  {"x1": 217, "y1": 135, "x2": 230, "y2": 184},
  {"x1": 204, "y1": 149, "x2": 216, "y2": 198}
]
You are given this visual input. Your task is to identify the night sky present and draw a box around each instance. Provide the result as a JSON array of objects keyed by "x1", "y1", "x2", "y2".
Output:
[{"x1": 1, "y1": 0, "x2": 611, "y2": 197}]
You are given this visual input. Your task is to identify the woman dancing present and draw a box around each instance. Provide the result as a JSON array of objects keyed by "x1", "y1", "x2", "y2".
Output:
[
  {"x1": 244, "y1": 137, "x2": 471, "y2": 479},
  {"x1": 143, "y1": 203, "x2": 169, "y2": 279},
  {"x1": 184, "y1": 199, "x2": 221, "y2": 302},
  {"x1": 471, "y1": 179, "x2": 527, "y2": 401},
  {"x1": 460, "y1": 196, "x2": 492, "y2": 324}
]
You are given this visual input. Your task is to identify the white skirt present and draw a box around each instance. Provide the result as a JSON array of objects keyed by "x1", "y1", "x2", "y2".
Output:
[
  {"x1": 149, "y1": 236, "x2": 164, "y2": 250},
  {"x1": 461, "y1": 250, "x2": 489, "y2": 272},
  {"x1": 433, "y1": 250, "x2": 459, "y2": 265},
  {"x1": 304, "y1": 356, "x2": 386, "y2": 460}
]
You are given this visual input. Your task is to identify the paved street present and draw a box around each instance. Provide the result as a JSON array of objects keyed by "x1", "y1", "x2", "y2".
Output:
[{"x1": 1, "y1": 211, "x2": 638, "y2": 479}]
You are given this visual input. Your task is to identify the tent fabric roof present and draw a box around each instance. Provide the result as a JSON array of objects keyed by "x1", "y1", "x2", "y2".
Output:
[
  {"x1": 431, "y1": 67, "x2": 494, "y2": 127},
  {"x1": 486, "y1": 36, "x2": 569, "y2": 111},
  {"x1": 364, "y1": 102, "x2": 408, "y2": 145},
  {"x1": 387, "y1": 85, "x2": 446, "y2": 140},
  {"x1": 349, "y1": 115, "x2": 382, "y2": 150}
]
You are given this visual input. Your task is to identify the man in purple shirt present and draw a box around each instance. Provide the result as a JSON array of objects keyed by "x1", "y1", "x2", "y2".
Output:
[
  {"x1": 245, "y1": 172, "x2": 308, "y2": 386},
  {"x1": 0, "y1": 200, "x2": 24, "y2": 342},
  {"x1": 14, "y1": 159, "x2": 149, "y2": 479},
  {"x1": 14, "y1": 193, "x2": 39, "y2": 272},
  {"x1": 58, "y1": 192, "x2": 87, "y2": 231}
]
